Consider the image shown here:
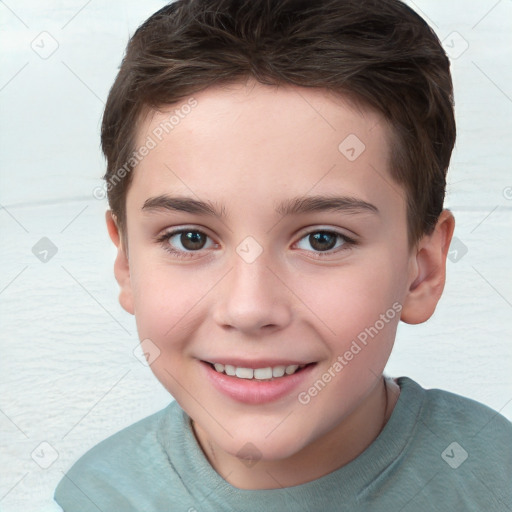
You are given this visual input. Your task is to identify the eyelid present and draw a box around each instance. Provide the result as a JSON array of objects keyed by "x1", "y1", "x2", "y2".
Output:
[
  {"x1": 293, "y1": 225, "x2": 358, "y2": 244},
  {"x1": 155, "y1": 224, "x2": 216, "y2": 241},
  {"x1": 294, "y1": 223, "x2": 358, "y2": 239}
]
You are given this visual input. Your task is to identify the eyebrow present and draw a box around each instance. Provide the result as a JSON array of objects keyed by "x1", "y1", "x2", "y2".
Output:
[
  {"x1": 142, "y1": 195, "x2": 225, "y2": 217},
  {"x1": 275, "y1": 196, "x2": 379, "y2": 216},
  {"x1": 141, "y1": 194, "x2": 379, "y2": 217}
]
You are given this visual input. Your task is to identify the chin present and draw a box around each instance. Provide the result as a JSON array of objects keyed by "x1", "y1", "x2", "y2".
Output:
[{"x1": 222, "y1": 426, "x2": 312, "y2": 463}]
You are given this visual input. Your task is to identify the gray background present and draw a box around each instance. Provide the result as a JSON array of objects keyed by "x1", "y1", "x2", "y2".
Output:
[{"x1": 0, "y1": 1, "x2": 511, "y2": 510}]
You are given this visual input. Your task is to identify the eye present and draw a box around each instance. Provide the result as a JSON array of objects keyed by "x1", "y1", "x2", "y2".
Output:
[
  {"x1": 157, "y1": 228, "x2": 216, "y2": 256},
  {"x1": 295, "y1": 230, "x2": 354, "y2": 254}
]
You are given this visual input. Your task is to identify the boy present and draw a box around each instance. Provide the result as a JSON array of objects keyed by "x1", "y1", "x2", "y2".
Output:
[{"x1": 54, "y1": 0, "x2": 512, "y2": 510}]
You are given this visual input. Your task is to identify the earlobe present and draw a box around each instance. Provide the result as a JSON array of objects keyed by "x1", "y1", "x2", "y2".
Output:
[
  {"x1": 401, "y1": 210, "x2": 455, "y2": 325},
  {"x1": 105, "y1": 210, "x2": 135, "y2": 315}
]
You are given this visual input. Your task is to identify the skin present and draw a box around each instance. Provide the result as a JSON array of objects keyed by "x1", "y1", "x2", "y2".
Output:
[{"x1": 106, "y1": 79, "x2": 455, "y2": 489}]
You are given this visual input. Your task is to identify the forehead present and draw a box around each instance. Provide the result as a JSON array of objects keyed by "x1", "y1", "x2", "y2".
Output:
[{"x1": 128, "y1": 81, "x2": 405, "y2": 220}]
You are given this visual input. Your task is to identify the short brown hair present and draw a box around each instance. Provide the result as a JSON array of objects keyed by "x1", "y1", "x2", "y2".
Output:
[{"x1": 101, "y1": 0, "x2": 455, "y2": 246}]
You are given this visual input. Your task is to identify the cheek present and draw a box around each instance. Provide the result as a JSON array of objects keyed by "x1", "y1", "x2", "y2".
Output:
[
  {"x1": 129, "y1": 259, "x2": 188, "y2": 340},
  {"x1": 128, "y1": 262, "x2": 206, "y2": 398},
  {"x1": 296, "y1": 260, "x2": 402, "y2": 416},
  {"x1": 129, "y1": 259, "x2": 220, "y2": 344},
  {"x1": 297, "y1": 254, "x2": 403, "y2": 349}
]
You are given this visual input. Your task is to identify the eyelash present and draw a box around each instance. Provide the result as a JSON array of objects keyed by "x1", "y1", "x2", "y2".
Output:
[{"x1": 155, "y1": 228, "x2": 357, "y2": 259}]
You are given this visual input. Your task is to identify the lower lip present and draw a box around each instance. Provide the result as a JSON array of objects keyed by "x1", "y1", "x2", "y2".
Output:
[{"x1": 200, "y1": 361, "x2": 316, "y2": 405}]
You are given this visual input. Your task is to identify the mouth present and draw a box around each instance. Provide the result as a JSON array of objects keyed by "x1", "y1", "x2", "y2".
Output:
[
  {"x1": 202, "y1": 360, "x2": 315, "y2": 381},
  {"x1": 200, "y1": 359, "x2": 318, "y2": 404}
]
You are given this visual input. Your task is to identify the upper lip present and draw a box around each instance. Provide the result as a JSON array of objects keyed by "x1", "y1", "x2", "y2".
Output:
[{"x1": 201, "y1": 358, "x2": 315, "y2": 369}]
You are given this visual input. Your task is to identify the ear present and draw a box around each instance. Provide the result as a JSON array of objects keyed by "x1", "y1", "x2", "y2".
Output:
[
  {"x1": 105, "y1": 210, "x2": 134, "y2": 315},
  {"x1": 401, "y1": 209, "x2": 455, "y2": 324}
]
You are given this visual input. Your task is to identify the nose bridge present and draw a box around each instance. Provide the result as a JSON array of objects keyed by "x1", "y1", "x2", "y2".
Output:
[{"x1": 213, "y1": 250, "x2": 292, "y2": 334}]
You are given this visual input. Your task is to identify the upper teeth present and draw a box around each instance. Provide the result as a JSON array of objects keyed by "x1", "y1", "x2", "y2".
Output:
[{"x1": 212, "y1": 363, "x2": 305, "y2": 380}]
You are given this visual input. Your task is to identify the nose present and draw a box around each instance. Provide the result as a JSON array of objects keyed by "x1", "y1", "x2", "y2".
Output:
[{"x1": 212, "y1": 255, "x2": 293, "y2": 336}]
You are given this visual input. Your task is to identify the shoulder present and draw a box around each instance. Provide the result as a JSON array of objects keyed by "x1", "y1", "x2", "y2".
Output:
[
  {"x1": 71, "y1": 401, "x2": 173, "y2": 469},
  {"x1": 397, "y1": 376, "x2": 512, "y2": 450},
  {"x1": 54, "y1": 401, "x2": 182, "y2": 511},
  {"x1": 421, "y1": 380, "x2": 512, "y2": 470},
  {"x1": 395, "y1": 377, "x2": 512, "y2": 509},
  {"x1": 417, "y1": 379, "x2": 512, "y2": 440}
]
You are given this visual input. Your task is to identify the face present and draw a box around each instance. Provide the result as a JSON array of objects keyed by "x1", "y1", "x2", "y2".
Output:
[{"x1": 113, "y1": 80, "x2": 430, "y2": 473}]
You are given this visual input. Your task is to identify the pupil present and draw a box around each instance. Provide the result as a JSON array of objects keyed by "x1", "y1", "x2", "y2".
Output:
[
  {"x1": 310, "y1": 232, "x2": 336, "y2": 251},
  {"x1": 181, "y1": 231, "x2": 206, "y2": 250}
]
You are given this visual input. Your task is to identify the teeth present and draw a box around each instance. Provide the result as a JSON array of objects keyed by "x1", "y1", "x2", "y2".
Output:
[
  {"x1": 235, "y1": 367, "x2": 253, "y2": 379},
  {"x1": 254, "y1": 367, "x2": 273, "y2": 379},
  {"x1": 225, "y1": 364, "x2": 236, "y2": 376},
  {"x1": 272, "y1": 365, "x2": 285, "y2": 378},
  {"x1": 285, "y1": 364, "x2": 299, "y2": 375},
  {"x1": 210, "y1": 362, "x2": 306, "y2": 380}
]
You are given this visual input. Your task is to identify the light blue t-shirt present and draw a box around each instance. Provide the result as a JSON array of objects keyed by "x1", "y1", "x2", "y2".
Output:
[{"x1": 54, "y1": 377, "x2": 512, "y2": 511}]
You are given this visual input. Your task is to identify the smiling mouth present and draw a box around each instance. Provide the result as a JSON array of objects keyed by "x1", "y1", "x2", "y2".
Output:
[{"x1": 204, "y1": 361, "x2": 315, "y2": 381}]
